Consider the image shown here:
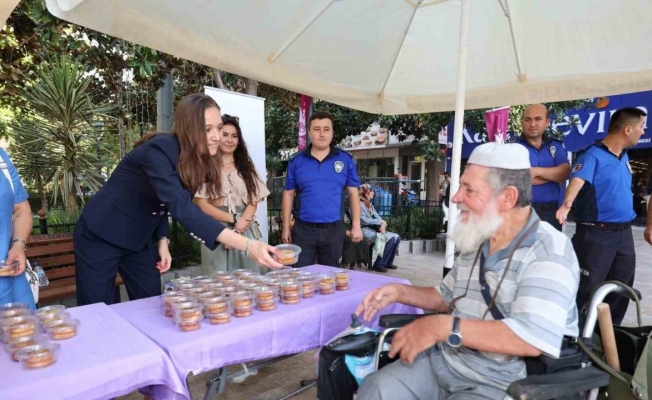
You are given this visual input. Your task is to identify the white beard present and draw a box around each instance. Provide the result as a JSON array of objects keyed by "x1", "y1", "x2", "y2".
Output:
[{"x1": 450, "y1": 200, "x2": 503, "y2": 254}]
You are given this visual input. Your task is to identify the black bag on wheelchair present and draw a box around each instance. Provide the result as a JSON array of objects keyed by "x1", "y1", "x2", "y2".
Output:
[{"x1": 317, "y1": 330, "x2": 379, "y2": 400}]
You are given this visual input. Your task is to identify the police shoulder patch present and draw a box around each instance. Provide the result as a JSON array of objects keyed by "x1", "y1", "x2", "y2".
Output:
[
  {"x1": 334, "y1": 161, "x2": 344, "y2": 173},
  {"x1": 572, "y1": 163, "x2": 582, "y2": 173}
]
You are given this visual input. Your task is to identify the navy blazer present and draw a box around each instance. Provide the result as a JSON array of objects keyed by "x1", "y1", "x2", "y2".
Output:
[{"x1": 80, "y1": 134, "x2": 225, "y2": 252}]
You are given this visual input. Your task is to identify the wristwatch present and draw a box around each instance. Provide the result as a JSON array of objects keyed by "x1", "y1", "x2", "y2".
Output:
[
  {"x1": 446, "y1": 317, "x2": 463, "y2": 348},
  {"x1": 10, "y1": 238, "x2": 27, "y2": 251}
]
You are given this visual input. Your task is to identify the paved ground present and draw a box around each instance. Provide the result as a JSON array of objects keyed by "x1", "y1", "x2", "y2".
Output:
[{"x1": 118, "y1": 223, "x2": 652, "y2": 400}]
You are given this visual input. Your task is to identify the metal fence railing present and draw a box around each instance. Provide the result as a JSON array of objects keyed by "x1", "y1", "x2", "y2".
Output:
[
  {"x1": 266, "y1": 176, "x2": 434, "y2": 211},
  {"x1": 266, "y1": 203, "x2": 444, "y2": 242}
]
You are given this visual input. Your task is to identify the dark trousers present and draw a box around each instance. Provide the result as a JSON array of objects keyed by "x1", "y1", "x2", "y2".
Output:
[
  {"x1": 535, "y1": 207, "x2": 562, "y2": 231},
  {"x1": 292, "y1": 220, "x2": 345, "y2": 268},
  {"x1": 73, "y1": 217, "x2": 162, "y2": 306},
  {"x1": 374, "y1": 236, "x2": 401, "y2": 268},
  {"x1": 572, "y1": 225, "x2": 636, "y2": 325}
]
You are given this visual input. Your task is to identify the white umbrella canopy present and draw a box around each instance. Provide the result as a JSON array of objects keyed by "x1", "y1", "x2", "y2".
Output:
[
  {"x1": 1, "y1": 0, "x2": 20, "y2": 30},
  {"x1": 32, "y1": 0, "x2": 652, "y2": 269},
  {"x1": 43, "y1": 0, "x2": 652, "y2": 115}
]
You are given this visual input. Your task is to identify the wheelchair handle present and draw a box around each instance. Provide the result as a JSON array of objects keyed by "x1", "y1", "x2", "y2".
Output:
[
  {"x1": 378, "y1": 313, "x2": 427, "y2": 328},
  {"x1": 581, "y1": 281, "x2": 643, "y2": 340}
]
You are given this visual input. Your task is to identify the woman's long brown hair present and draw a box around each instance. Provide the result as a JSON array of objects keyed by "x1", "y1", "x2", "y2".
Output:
[
  {"x1": 135, "y1": 94, "x2": 222, "y2": 198},
  {"x1": 222, "y1": 115, "x2": 259, "y2": 202}
]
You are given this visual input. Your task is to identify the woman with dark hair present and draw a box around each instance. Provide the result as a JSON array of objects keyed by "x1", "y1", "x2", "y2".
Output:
[
  {"x1": 73, "y1": 94, "x2": 281, "y2": 306},
  {"x1": 194, "y1": 115, "x2": 270, "y2": 273}
]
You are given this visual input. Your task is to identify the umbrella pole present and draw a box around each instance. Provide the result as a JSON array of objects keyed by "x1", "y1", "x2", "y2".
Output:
[{"x1": 444, "y1": 0, "x2": 470, "y2": 273}]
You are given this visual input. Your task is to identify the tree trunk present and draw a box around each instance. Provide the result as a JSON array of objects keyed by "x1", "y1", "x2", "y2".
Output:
[
  {"x1": 37, "y1": 175, "x2": 48, "y2": 211},
  {"x1": 212, "y1": 68, "x2": 226, "y2": 90},
  {"x1": 243, "y1": 77, "x2": 257, "y2": 96},
  {"x1": 66, "y1": 187, "x2": 77, "y2": 211},
  {"x1": 118, "y1": 85, "x2": 126, "y2": 158},
  {"x1": 425, "y1": 160, "x2": 441, "y2": 203}
]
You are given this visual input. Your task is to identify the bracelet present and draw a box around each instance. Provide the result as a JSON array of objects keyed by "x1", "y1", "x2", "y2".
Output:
[
  {"x1": 10, "y1": 238, "x2": 27, "y2": 251},
  {"x1": 244, "y1": 238, "x2": 254, "y2": 257}
]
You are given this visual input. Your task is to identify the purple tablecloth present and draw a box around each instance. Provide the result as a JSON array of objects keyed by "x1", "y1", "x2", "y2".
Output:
[
  {"x1": 111, "y1": 265, "x2": 422, "y2": 378},
  {"x1": 0, "y1": 303, "x2": 189, "y2": 400}
]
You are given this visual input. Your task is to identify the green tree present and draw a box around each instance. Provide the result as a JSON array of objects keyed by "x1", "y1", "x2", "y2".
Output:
[
  {"x1": 9, "y1": 117, "x2": 55, "y2": 211},
  {"x1": 12, "y1": 57, "x2": 113, "y2": 211}
]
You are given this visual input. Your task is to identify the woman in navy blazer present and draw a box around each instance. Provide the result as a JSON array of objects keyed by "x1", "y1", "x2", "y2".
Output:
[{"x1": 74, "y1": 94, "x2": 280, "y2": 306}]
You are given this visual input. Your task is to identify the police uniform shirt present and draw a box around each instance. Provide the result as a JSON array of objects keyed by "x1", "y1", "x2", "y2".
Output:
[
  {"x1": 516, "y1": 136, "x2": 568, "y2": 204},
  {"x1": 285, "y1": 145, "x2": 360, "y2": 223},
  {"x1": 570, "y1": 141, "x2": 635, "y2": 223}
]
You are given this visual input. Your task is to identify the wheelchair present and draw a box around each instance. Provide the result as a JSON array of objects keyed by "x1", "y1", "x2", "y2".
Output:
[{"x1": 315, "y1": 282, "x2": 648, "y2": 400}]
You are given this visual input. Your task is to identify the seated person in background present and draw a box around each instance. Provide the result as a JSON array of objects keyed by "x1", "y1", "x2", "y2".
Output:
[
  {"x1": 357, "y1": 183, "x2": 401, "y2": 273},
  {"x1": 341, "y1": 214, "x2": 370, "y2": 270},
  {"x1": 356, "y1": 143, "x2": 580, "y2": 400}
]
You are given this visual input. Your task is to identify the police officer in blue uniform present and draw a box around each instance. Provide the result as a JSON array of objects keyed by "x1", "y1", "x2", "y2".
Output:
[
  {"x1": 517, "y1": 104, "x2": 570, "y2": 230},
  {"x1": 557, "y1": 107, "x2": 646, "y2": 324},
  {"x1": 281, "y1": 111, "x2": 363, "y2": 267},
  {"x1": 74, "y1": 94, "x2": 280, "y2": 306}
]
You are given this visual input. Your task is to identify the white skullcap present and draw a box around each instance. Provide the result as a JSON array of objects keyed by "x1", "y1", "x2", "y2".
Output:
[{"x1": 467, "y1": 142, "x2": 531, "y2": 170}]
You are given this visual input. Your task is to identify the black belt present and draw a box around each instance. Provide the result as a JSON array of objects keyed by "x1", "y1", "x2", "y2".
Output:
[
  {"x1": 296, "y1": 219, "x2": 339, "y2": 228},
  {"x1": 532, "y1": 201, "x2": 558, "y2": 212},
  {"x1": 579, "y1": 222, "x2": 631, "y2": 231}
]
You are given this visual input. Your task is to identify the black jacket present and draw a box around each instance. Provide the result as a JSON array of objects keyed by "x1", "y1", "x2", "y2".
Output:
[{"x1": 79, "y1": 133, "x2": 225, "y2": 251}]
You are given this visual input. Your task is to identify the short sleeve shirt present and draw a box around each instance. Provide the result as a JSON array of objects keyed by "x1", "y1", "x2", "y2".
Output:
[
  {"x1": 285, "y1": 145, "x2": 360, "y2": 223},
  {"x1": 0, "y1": 149, "x2": 29, "y2": 261},
  {"x1": 436, "y1": 211, "x2": 579, "y2": 391},
  {"x1": 569, "y1": 141, "x2": 635, "y2": 223},
  {"x1": 195, "y1": 170, "x2": 270, "y2": 214},
  {"x1": 516, "y1": 137, "x2": 568, "y2": 204}
]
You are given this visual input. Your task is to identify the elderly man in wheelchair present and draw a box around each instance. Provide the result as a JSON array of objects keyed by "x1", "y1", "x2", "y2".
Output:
[{"x1": 355, "y1": 142, "x2": 588, "y2": 400}]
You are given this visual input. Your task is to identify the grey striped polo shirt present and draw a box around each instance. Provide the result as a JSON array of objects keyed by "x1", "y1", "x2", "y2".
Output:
[{"x1": 436, "y1": 210, "x2": 580, "y2": 391}]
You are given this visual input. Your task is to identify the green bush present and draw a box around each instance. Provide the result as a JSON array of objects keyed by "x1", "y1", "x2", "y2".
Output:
[
  {"x1": 32, "y1": 208, "x2": 81, "y2": 234},
  {"x1": 167, "y1": 222, "x2": 202, "y2": 268},
  {"x1": 384, "y1": 206, "x2": 444, "y2": 240}
]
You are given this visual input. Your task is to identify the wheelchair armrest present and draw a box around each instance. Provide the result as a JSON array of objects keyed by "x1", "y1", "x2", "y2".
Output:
[
  {"x1": 379, "y1": 314, "x2": 428, "y2": 328},
  {"x1": 506, "y1": 366, "x2": 610, "y2": 400}
]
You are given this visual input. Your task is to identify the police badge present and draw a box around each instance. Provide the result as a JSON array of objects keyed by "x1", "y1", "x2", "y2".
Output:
[
  {"x1": 550, "y1": 146, "x2": 556, "y2": 158},
  {"x1": 334, "y1": 161, "x2": 344, "y2": 173}
]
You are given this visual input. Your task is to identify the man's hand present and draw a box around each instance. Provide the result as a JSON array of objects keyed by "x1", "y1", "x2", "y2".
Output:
[
  {"x1": 355, "y1": 284, "x2": 400, "y2": 322},
  {"x1": 555, "y1": 201, "x2": 572, "y2": 225},
  {"x1": 645, "y1": 226, "x2": 652, "y2": 245},
  {"x1": 7, "y1": 243, "x2": 26, "y2": 276},
  {"x1": 350, "y1": 225, "x2": 363, "y2": 243},
  {"x1": 388, "y1": 315, "x2": 450, "y2": 364},
  {"x1": 281, "y1": 226, "x2": 292, "y2": 244}
]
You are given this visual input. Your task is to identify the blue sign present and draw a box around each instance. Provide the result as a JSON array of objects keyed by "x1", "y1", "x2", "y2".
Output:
[
  {"x1": 553, "y1": 91, "x2": 651, "y2": 152},
  {"x1": 445, "y1": 90, "x2": 652, "y2": 172}
]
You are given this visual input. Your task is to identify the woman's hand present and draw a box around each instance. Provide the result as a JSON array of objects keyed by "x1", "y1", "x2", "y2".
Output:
[
  {"x1": 247, "y1": 241, "x2": 283, "y2": 269},
  {"x1": 7, "y1": 243, "x2": 26, "y2": 275},
  {"x1": 380, "y1": 220, "x2": 387, "y2": 233},
  {"x1": 157, "y1": 239, "x2": 172, "y2": 274},
  {"x1": 235, "y1": 216, "x2": 253, "y2": 232}
]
